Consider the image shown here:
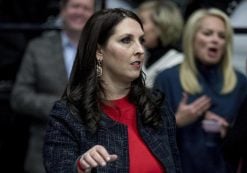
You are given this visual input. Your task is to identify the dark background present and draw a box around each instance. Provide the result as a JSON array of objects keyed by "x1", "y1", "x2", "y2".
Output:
[{"x1": 0, "y1": 0, "x2": 242, "y2": 172}]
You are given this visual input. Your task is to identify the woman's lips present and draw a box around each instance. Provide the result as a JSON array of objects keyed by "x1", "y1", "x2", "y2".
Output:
[{"x1": 130, "y1": 61, "x2": 141, "y2": 68}]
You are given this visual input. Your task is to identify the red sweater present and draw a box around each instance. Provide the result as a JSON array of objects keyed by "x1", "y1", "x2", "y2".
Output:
[{"x1": 102, "y1": 96, "x2": 165, "y2": 173}]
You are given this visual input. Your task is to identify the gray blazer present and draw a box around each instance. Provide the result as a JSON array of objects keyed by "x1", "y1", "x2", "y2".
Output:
[
  {"x1": 11, "y1": 31, "x2": 68, "y2": 120},
  {"x1": 11, "y1": 31, "x2": 69, "y2": 173}
]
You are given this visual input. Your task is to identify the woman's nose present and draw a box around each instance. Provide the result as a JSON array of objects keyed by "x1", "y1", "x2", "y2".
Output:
[
  {"x1": 135, "y1": 42, "x2": 145, "y2": 55},
  {"x1": 211, "y1": 33, "x2": 221, "y2": 43}
]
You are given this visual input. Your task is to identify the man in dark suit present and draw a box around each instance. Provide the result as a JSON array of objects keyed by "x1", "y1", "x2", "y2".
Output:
[{"x1": 10, "y1": 0, "x2": 95, "y2": 172}]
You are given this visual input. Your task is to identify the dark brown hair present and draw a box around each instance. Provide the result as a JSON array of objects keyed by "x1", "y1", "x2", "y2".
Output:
[{"x1": 64, "y1": 8, "x2": 164, "y2": 133}]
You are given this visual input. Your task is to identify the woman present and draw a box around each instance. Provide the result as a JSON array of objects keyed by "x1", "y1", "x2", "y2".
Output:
[
  {"x1": 43, "y1": 8, "x2": 181, "y2": 173},
  {"x1": 154, "y1": 8, "x2": 247, "y2": 173},
  {"x1": 137, "y1": 0, "x2": 184, "y2": 87}
]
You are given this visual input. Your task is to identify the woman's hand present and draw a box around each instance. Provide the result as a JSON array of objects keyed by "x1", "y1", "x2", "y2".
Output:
[
  {"x1": 203, "y1": 111, "x2": 229, "y2": 138},
  {"x1": 77, "y1": 145, "x2": 118, "y2": 173},
  {"x1": 175, "y1": 93, "x2": 211, "y2": 127}
]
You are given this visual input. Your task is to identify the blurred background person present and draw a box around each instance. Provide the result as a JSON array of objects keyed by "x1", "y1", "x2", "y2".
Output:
[
  {"x1": 230, "y1": 0, "x2": 247, "y2": 75},
  {"x1": 104, "y1": 0, "x2": 134, "y2": 10},
  {"x1": 137, "y1": 0, "x2": 184, "y2": 87},
  {"x1": 183, "y1": 0, "x2": 242, "y2": 20},
  {"x1": 10, "y1": 0, "x2": 95, "y2": 172},
  {"x1": 223, "y1": 96, "x2": 247, "y2": 173},
  {"x1": 43, "y1": 8, "x2": 182, "y2": 173},
  {"x1": 182, "y1": 0, "x2": 246, "y2": 75},
  {"x1": 154, "y1": 8, "x2": 247, "y2": 173}
]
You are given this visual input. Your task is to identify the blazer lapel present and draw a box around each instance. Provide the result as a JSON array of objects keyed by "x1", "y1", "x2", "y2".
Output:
[{"x1": 49, "y1": 32, "x2": 68, "y2": 84}]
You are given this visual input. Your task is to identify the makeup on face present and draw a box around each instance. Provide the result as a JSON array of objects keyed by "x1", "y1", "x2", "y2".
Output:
[
  {"x1": 100, "y1": 18, "x2": 145, "y2": 83},
  {"x1": 194, "y1": 16, "x2": 226, "y2": 66}
]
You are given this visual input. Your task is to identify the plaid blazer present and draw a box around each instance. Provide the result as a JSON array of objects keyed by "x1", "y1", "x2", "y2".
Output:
[{"x1": 43, "y1": 100, "x2": 182, "y2": 173}]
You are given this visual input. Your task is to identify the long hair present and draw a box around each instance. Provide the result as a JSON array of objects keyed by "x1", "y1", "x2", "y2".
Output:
[
  {"x1": 137, "y1": 0, "x2": 183, "y2": 46},
  {"x1": 180, "y1": 8, "x2": 237, "y2": 94},
  {"x1": 64, "y1": 8, "x2": 164, "y2": 133}
]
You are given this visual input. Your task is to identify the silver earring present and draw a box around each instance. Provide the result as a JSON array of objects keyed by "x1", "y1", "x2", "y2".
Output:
[{"x1": 96, "y1": 59, "x2": 102, "y2": 77}]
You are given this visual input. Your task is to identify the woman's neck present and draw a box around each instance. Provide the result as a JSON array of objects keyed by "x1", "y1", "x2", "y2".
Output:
[
  {"x1": 195, "y1": 59, "x2": 220, "y2": 72},
  {"x1": 102, "y1": 80, "x2": 130, "y2": 100}
]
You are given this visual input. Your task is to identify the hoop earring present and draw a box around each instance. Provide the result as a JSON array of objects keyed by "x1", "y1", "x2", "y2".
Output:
[{"x1": 96, "y1": 59, "x2": 102, "y2": 77}]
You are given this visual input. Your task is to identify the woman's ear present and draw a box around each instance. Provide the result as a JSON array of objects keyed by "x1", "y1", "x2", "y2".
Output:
[{"x1": 96, "y1": 45, "x2": 103, "y2": 60}]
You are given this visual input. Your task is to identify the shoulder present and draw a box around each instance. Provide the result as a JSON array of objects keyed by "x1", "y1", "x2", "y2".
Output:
[
  {"x1": 161, "y1": 49, "x2": 183, "y2": 60},
  {"x1": 149, "y1": 89, "x2": 173, "y2": 117},
  {"x1": 46, "y1": 99, "x2": 88, "y2": 140},
  {"x1": 154, "y1": 65, "x2": 180, "y2": 87},
  {"x1": 50, "y1": 100, "x2": 69, "y2": 117},
  {"x1": 156, "y1": 65, "x2": 180, "y2": 79},
  {"x1": 28, "y1": 31, "x2": 61, "y2": 48},
  {"x1": 235, "y1": 70, "x2": 247, "y2": 82},
  {"x1": 49, "y1": 99, "x2": 83, "y2": 126},
  {"x1": 233, "y1": 70, "x2": 247, "y2": 101},
  {"x1": 154, "y1": 50, "x2": 184, "y2": 72},
  {"x1": 235, "y1": 70, "x2": 247, "y2": 90}
]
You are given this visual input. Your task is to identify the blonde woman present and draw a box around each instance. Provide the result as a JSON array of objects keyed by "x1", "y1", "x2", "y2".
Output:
[
  {"x1": 137, "y1": 0, "x2": 184, "y2": 87},
  {"x1": 154, "y1": 8, "x2": 247, "y2": 173}
]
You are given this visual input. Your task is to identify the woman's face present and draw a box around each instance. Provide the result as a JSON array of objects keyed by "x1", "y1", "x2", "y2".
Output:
[
  {"x1": 99, "y1": 18, "x2": 145, "y2": 84},
  {"x1": 194, "y1": 16, "x2": 226, "y2": 65},
  {"x1": 139, "y1": 9, "x2": 159, "y2": 48}
]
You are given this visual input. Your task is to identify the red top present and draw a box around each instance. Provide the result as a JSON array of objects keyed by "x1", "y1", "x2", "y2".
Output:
[{"x1": 102, "y1": 96, "x2": 165, "y2": 173}]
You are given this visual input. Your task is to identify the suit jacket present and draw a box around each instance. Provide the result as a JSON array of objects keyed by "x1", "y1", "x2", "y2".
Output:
[
  {"x1": 10, "y1": 31, "x2": 68, "y2": 173},
  {"x1": 44, "y1": 100, "x2": 182, "y2": 173},
  {"x1": 11, "y1": 31, "x2": 68, "y2": 121}
]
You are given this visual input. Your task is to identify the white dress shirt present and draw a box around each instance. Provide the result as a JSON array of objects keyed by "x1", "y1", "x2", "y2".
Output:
[{"x1": 61, "y1": 32, "x2": 77, "y2": 78}]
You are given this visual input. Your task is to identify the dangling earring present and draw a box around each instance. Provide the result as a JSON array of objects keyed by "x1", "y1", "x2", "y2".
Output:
[{"x1": 96, "y1": 59, "x2": 102, "y2": 77}]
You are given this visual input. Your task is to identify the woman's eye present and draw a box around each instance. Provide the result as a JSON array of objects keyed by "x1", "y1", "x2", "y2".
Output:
[
  {"x1": 219, "y1": 33, "x2": 226, "y2": 39},
  {"x1": 121, "y1": 37, "x2": 131, "y2": 44},
  {"x1": 203, "y1": 31, "x2": 211, "y2": 36},
  {"x1": 140, "y1": 37, "x2": 145, "y2": 45}
]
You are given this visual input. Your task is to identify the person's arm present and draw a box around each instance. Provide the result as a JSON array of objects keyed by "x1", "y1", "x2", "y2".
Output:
[
  {"x1": 175, "y1": 93, "x2": 211, "y2": 127},
  {"x1": 154, "y1": 72, "x2": 211, "y2": 128},
  {"x1": 43, "y1": 101, "x2": 81, "y2": 173},
  {"x1": 10, "y1": 41, "x2": 59, "y2": 121},
  {"x1": 76, "y1": 145, "x2": 118, "y2": 173},
  {"x1": 43, "y1": 101, "x2": 117, "y2": 173},
  {"x1": 202, "y1": 111, "x2": 229, "y2": 138}
]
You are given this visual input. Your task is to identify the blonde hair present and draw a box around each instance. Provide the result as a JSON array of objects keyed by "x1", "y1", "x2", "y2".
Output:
[
  {"x1": 180, "y1": 8, "x2": 236, "y2": 94},
  {"x1": 138, "y1": 0, "x2": 183, "y2": 46}
]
